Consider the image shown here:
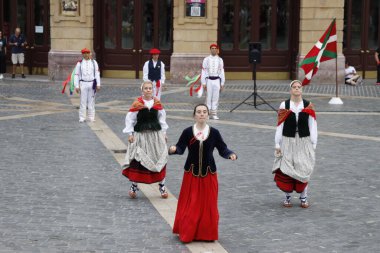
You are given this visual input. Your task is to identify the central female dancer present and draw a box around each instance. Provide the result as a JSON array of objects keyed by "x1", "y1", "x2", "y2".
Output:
[
  {"x1": 122, "y1": 81, "x2": 169, "y2": 198},
  {"x1": 169, "y1": 104, "x2": 237, "y2": 243}
]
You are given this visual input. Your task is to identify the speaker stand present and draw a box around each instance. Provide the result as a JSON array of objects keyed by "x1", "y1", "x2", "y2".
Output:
[{"x1": 230, "y1": 63, "x2": 277, "y2": 112}]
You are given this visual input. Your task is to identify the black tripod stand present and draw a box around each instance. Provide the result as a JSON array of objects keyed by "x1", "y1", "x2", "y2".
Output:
[{"x1": 230, "y1": 62, "x2": 277, "y2": 112}]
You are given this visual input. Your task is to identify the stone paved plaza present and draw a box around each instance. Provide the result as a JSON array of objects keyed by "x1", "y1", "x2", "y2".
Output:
[{"x1": 0, "y1": 75, "x2": 379, "y2": 253}]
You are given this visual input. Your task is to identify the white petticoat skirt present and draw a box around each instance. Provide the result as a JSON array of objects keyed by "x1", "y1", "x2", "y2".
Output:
[
  {"x1": 272, "y1": 134, "x2": 315, "y2": 183},
  {"x1": 123, "y1": 130, "x2": 168, "y2": 172}
]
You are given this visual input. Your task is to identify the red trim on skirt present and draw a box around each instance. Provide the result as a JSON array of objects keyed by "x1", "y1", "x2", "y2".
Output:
[
  {"x1": 122, "y1": 159, "x2": 166, "y2": 184},
  {"x1": 173, "y1": 171, "x2": 219, "y2": 243},
  {"x1": 274, "y1": 169, "x2": 307, "y2": 193}
]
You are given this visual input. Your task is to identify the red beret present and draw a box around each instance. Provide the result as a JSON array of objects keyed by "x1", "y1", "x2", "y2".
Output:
[
  {"x1": 81, "y1": 48, "x2": 91, "y2": 54},
  {"x1": 149, "y1": 48, "x2": 161, "y2": 54},
  {"x1": 209, "y1": 44, "x2": 219, "y2": 49}
]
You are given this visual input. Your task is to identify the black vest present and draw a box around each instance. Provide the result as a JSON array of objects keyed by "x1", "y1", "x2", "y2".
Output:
[
  {"x1": 148, "y1": 60, "x2": 161, "y2": 82},
  {"x1": 134, "y1": 108, "x2": 162, "y2": 132},
  {"x1": 282, "y1": 99, "x2": 310, "y2": 138}
]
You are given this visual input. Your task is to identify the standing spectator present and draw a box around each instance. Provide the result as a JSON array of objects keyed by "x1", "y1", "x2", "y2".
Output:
[
  {"x1": 375, "y1": 48, "x2": 380, "y2": 85},
  {"x1": 9, "y1": 27, "x2": 26, "y2": 78},
  {"x1": 201, "y1": 44, "x2": 225, "y2": 120},
  {"x1": 122, "y1": 81, "x2": 169, "y2": 199},
  {"x1": 143, "y1": 48, "x2": 166, "y2": 100},
  {"x1": 344, "y1": 61, "x2": 361, "y2": 86},
  {"x1": 272, "y1": 80, "x2": 317, "y2": 208},
  {"x1": 74, "y1": 48, "x2": 101, "y2": 122},
  {"x1": 169, "y1": 104, "x2": 237, "y2": 243},
  {"x1": 0, "y1": 30, "x2": 6, "y2": 79}
]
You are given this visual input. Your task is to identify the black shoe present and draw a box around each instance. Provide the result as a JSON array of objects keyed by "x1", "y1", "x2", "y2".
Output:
[
  {"x1": 12, "y1": 74, "x2": 15, "y2": 78},
  {"x1": 129, "y1": 183, "x2": 139, "y2": 198},
  {"x1": 159, "y1": 183, "x2": 168, "y2": 198},
  {"x1": 21, "y1": 74, "x2": 26, "y2": 78}
]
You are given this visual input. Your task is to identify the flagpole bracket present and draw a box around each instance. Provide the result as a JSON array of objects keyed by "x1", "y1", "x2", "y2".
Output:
[{"x1": 328, "y1": 97, "x2": 344, "y2": 105}]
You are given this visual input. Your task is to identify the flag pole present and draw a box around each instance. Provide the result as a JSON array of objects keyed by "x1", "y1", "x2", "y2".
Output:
[
  {"x1": 335, "y1": 55, "x2": 338, "y2": 97},
  {"x1": 329, "y1": 18, "x2": 343, "y2": 105}
]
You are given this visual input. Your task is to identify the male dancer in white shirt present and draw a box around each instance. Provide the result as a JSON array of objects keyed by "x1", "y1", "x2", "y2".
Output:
[
  {"x1": 74, "y1": 48, "x2": 101, "y2": 122},
  {"x1": 201, "y1": 44, "x2": 225, "y2": 120}
]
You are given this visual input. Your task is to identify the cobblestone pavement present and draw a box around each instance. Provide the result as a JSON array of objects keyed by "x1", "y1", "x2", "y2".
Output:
[{"x1": 0, "y1": 75, "x2": 379, "y2": 253}]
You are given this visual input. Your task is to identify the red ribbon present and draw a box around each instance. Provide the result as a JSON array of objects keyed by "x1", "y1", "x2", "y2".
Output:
[
  {"x1": 61, "y1": 74, "x2": 71, "y2": 94},
  {"x1": 155, "y1": 80, "x2": 161, "y2": 96},
  {"x1": 189, "y1": 75, "x2": 202, "y2": 96}
]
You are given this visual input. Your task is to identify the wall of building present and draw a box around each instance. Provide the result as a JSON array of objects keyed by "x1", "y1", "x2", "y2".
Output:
[
  {"x1": 48, "y1": 0, "x2": 94, "y2": 80},
  {"x1": 170, "y1": 0, "x2": 218, "y2": 83},
  {"x1": 297, "y1": 0, "x2": 345, "y2": 84},
  {"x1": 47, "y1": 0, "x2": 346, "y2": 85}
]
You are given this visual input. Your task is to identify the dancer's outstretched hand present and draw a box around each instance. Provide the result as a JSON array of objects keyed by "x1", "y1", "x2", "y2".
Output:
[{"x1": 169, "y1": 145, "x2": 176, "y2": 154}]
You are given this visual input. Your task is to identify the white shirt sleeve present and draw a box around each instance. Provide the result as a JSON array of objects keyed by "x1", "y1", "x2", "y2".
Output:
[
  {"x1": 74, "y1": 62, "x2": 81, "y2": 88},
  {"x1": 94, "y1": 60, "x2": 101, "y2": 86},
  {"x1": 122, "y1": 111, "x2": 138, "y2": 135},
  {"x1": 201, "y1": 57, "x2": 208, "y2": 85},
  {"x1": 158, "y1": 109, "x2": 168, "y2": 133},
  {"x1": 275, "y1": 101, "x2": 285, "y2": 149},
  {"x1": 220, "y1": 58, "x2": 225, "y2": 86},
  {"x1": 161, "y1": 61, "x2": 166, "y2": 84},
  {"x1": 309, "y1": 116, "x2": 318, "y2": 149},
  {"x1": 143, "y1": 61, "x2": 149, "y2": 82}
]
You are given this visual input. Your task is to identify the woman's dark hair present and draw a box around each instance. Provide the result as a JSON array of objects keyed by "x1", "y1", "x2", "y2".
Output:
[{"x1": 193, "y1": 103, "x2": 209, "y2": 116}]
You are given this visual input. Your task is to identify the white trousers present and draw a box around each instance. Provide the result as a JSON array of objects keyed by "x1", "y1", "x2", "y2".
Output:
[
  {"x1": 205, "y1": 79, "x2": 221, "y2": 113},
  {"x1": 79, "y1": 81, "x2": 96, "y2": 121},
  {"x1": 152, "y1": 80, "x2": 162, "y2": 100}
]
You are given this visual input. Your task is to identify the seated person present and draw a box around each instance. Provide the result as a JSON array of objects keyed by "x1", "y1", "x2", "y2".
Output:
[{"x1": 345, "y1": 61, "x2": 361, "y2": 86}]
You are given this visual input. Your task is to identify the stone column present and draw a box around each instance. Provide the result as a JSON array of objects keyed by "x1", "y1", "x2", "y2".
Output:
[
  {"x1": 170, "y1": 0, "x2": 218, "y2": 84},
  {"x1": 48, "y1": 0, "x2": 94, "y2": 80},
  {"x1": 298, "y1": 0, "x2": 345, "y2": 84}
]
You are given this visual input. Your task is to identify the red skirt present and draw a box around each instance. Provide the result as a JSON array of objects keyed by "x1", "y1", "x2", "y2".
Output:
[
  {"x1": 274, "y1": 169, "x2": 307, "y2": 193},
  {"x1": 122, "y1": 159, "x2": 166, "y2": 184},
  {"x1": 173, "y1": 171, "x2": 219, "y2": 243}
]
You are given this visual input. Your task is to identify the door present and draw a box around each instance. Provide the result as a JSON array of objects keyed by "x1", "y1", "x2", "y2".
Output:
[
  {"x1": 95, "y1": 0, "x2": 173, "y2": 78},
  {"x1": 343, "y1": 0, "x2": 380, "y2": 79},
  {"x1": 218, "y1": 0, "x2": 300, "y2": 76},
  {"x1": 0, "y1": 0, "x2": 50, "y2": 74}
]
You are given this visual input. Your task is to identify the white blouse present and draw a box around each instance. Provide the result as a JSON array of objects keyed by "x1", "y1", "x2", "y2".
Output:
[
  {"x1": 123, "y1": 99, "x2": 168, "y2": 135},
  {"x1": 275, "y1": 100, "x2": 318, "y2": 149},
  {"x1": 193, "y1": 124, "x2": 210, "y2": 142}
]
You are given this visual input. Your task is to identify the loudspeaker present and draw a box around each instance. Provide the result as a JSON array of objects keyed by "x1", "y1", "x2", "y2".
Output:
[{"x1": 249, "y1": 42, "x2": 261, "y2": 64}]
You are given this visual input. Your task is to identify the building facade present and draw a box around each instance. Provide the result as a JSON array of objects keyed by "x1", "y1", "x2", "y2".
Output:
[{"x1": 0, "y1": 0, "x2": 379, "y2": 83}]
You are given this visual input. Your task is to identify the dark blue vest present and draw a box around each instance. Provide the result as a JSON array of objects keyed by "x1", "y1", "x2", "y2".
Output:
[{"x1": 148, "y1": 60, "x2": 161, "y2": 82}]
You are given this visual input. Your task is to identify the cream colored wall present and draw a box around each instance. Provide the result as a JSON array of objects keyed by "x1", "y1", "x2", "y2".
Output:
[
  {"x1": 171, "y1": 0, "x2": 220, "y2": 82},
  {"x1": 49, "y1": 0, "x2": 95, "y2": 80},
  {"x1": 50, "y1": 0, "x2": 94, "y2": 51},
  {"x1": 173, "y1": 0, "x2": 218, "y2": 54},
  {"x1": 298, "y1": 0, "x2": 345, "y2": 84}
]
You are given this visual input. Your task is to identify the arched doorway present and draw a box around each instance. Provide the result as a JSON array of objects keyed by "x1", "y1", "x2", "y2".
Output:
[
  {"x1": 218, "y1": 0, "x2": 300, "y2": 78},
  {"x1": 0, "y1": 0, "x2": 50, "y2": 74},
  {"x1": 94, "y1": 0, "x2": 173, "y2": 78},
  {"x1": 343, "y1": 0, "x2": 380, "y2": 79}
]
